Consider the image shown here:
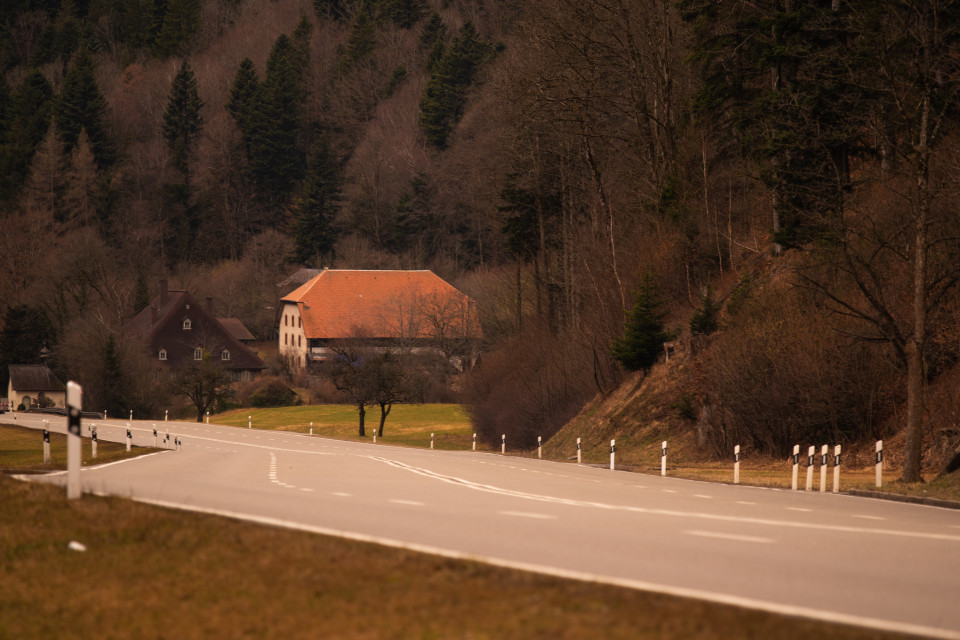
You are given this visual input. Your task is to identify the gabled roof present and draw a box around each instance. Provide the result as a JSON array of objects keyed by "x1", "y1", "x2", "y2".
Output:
[
  {"x1": 282, "y1": 269, "x2": 481, "y2": 340},
  {"x1": 9, "y1": 365, "x2": 63, "y2": 392},
  {"x1": 217, "y1": 318, "x2": 256, "y2": 342},
  {"x1": 129, "y1": 290, "x2": 266, "y2": 371}
]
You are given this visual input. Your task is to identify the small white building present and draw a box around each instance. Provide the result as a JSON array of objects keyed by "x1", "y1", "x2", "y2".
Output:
[{"x1": 7, "y1": 365, "x2": 65, "y2": 410}]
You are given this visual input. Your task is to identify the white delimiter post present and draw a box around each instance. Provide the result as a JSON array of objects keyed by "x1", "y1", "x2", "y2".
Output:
[
  {"x1": 791, "y1": 445, "x2": 800, "y2": 491},
  {"x1": 91, "y1": 427, "x2": 97, "y2": 458},
  {"x1": 576, "y1": 438, "x2": 582, "y2": 464},
  {"x1": 661, "y1": 441, "x2": 667, "y2": 477},
  {"x1": 310, "y1": 422, "x2": 313, "y2": 435},
  {"x1": 820, "y1": 445, "x2": 828, "y2": 493},
  {"x1": 248, "y1": 415, "x2": 252, "y2": 429},
  {"x1": 538, "y1": 436, "x2": 542, "y2": 459},
  {"x1": 833, "y1": 445, "x2": 841, "y2": 493},
  {"x1": 806, "y1": 445, "x2": 815, "y2": 491},
  {"x1": 126, "y1": 424, "x2": 132, "y2": 452},
  {"x1": 153, "y1": 425, "x2": 158, "y2": 447},
  {"x1": 43, "y1": 429, "x2": 51, "y2": 465},
  {"x1": 610, "y1": 439, "x2": 615, "y2": 470},
  {"x1": 205, "y1": 411, "x2": 209, "y2": 424},
  {"x1": 875, "y1": 440, "x2": 883, "y2": 487},
  {"x1": 129, "y1": 409, "x2": 133, "y2": 421},
  {"x1": 734, "y1": 445, "x2": 741, "y2": 484},
  {"x1": 66, "y1": 381, "x2": 83, "y2": 500},
  {"x1": 164, "y1": 409, "x2": 168, "y2": 421},
  {"x1": 430, "y1": 433, "x2": 435, "y2": 449},
  {"x1": 501, "y1": 434, "x2": 506, "y2": 455},
  {"x1": 472, "y1": 433, "x2": 476, "y2": 451}
]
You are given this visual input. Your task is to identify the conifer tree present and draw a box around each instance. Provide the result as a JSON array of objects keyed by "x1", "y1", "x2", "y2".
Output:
[
  {"x1": 23, "y1": 124, "x2": 64, "y2": 220},
  {"x1": 384, "y1": 0, "x2": 426, "y2": 28},
  {"x1": 291, "y1": 133, "x2": 341, "y2": 265},
  {"x1": 419, "y1": 11, "x2": 445, "y2": 48},
  {"x1": 121, "y1": 0, "x2": 159, "y2": 50},
  {"x1": 419, "y1": 22, "x2": 491, "y2": 149},
  {"x1": 62, "y1": 128, "x2": 99, "y2": 227},
  {"x1": 226, "y1": 58, "x2": 260, "y2": 154},
  {"x1": 248, "y1": 34, "x2": 305, "y2": 201},
  {"x1": 56, "y1": 49, "x2": 114, "y2": 168},
  {"x1": 340, "y1": 4, "x2": 376, "y2": 71},
  {"x1": 313, "y1": 0, "x2": 349, "y2": 23},
  {"x1": 162, "y1": 60, "x2": 203, "y2": 178},
  {"x1": 610, "y1": 274, "x2": 673, "y2": 372},
  {"x1": 0, "y1": 70, "x2": 53, "y2": 199},
  {"x1": 153, "y1": 0, "x2": 200, "y2": 57}
]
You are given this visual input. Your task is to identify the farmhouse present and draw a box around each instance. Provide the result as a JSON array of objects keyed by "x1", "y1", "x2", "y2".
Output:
[
  {"x1": 129, "y1": 280, "x2": 266, "y2": 382},
  {"x1": 278, "y1": 269, "x2": 481, "y2": 369}
]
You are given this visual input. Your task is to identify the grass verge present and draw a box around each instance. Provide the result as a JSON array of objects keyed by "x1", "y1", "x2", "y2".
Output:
[
  {"x1": 0, "y1": 424, "x2": 155, "y2": 471},
  {"x1": 0, "y1": 475, "x2": 909, "y2": 640}
]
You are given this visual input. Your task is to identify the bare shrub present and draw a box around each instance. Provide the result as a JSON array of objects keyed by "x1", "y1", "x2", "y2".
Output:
[
  {"x1": 701, "y1": 284, "x2": 901, "y2": 457},
  {"x1": 462, "y1": 322, "x2": 595, "y2": 449}
]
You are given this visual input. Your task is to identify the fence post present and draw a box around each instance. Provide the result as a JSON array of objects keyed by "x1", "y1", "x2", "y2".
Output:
[
  {"x1": 43, "y1": 429, "x2": 50, "y2": 465},
  {"x1": 791, "y1": 445, "x2": 800, "y2": 490},
  {"x1": 538, "y1": 436, "x2": 542, "y2": 459},
  {"x1": 610, "y1": 439, "x2": 615, "y2": 470},
  {"x1": 576, "y1": 437, "x2": 582, "y2": 464},
  {"x1": 501, "y1": 434, "x2": 506, "y2": 455},
  {"x1": 661, "y1": 441, "x2": 667, "y2": 476},
  {"x1": 806, "y1": 446, "x2": 815, "y2": 491},
  {"x1": 875, "y1": 440, "x2": 883, "y2": 487},
  {"x1": 833, "y1": 445, "x2": 841, "y2": 493},
  {"x1": 734, "y1": 445, "x2": 740, "y2": 484},
  {"x1": 820, "y1": 445, "x2": 828, "y2": 493}
]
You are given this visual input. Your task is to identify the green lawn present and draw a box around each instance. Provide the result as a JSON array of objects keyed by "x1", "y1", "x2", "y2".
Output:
[
  {"x1": 214, "y1": 403, "x2": 476, "y2": 449},
  {"x1": 0, "y1": 475, "x2": 906, "y2": 640},
  {"x1": 0, "y1": 424, "x2": 155, "y2": 471}
]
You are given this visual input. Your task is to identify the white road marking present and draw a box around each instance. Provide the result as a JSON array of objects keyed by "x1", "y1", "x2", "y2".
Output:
[
  {"x1": 787, "y1": 507, "x2": 811, "y2": 512},
  {"x1": 852, "y1": 515, "x2": 886, "y2": 521},
  {"x1": 300, "y1": 488, "x2": 314, "y2": 492},
  {"x1": 371, "y1": 457, "x2": 960, "y2": 543},
  {"x1": 736, "y1": 501, "x2": 756, "y2": 505},
  {"x1": 694, "y1": 494, "x2": 713, "y2": 499},
  {"x1": 130, "y1": 496, "x2": 960, "y2": 640},
  {"x1": 663, "y1": 489, "x2": 677, "y2": 493},
  {"x1": 390, "y1": 499, "x2": 425, "y2": 506},
  {"x1": 686, "y1": 530, "x2": 774, "y2": 544},
  {"x1": 498, "y1": 511, "x2": 557, "y2": 520},
  {"x1": 332, "y1": 492, "x2": 352, "y2": 497}
]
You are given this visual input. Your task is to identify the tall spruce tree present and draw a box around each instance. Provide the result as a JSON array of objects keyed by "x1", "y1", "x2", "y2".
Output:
[
  {"x1": 248, "y1": 34, "x2": 306, "y2": 201},
  {"x1": 0, "y1": 70, "x2": 53, "y2": 199},
  {"x1": 162, "y1": 60, "x2": 203, "y2": 178},
  {"x1": 56, "y1": 49, "x2": 114, "y2": 168},
  {"x1": 610, "y1": 274, "x2": 673, "y2": 372},
  {"x1": 226, "y1": 58, "x2": 260, "y2": 154},
  {"x1": 153, "y1": 0, "x2": 200, "y2": 57},
  {"x1": 291, "y1": 133, "x2": 341, "y2": 265},
  {"x1": 419, "y1": 22, "x2": 491, "y2": 148}
]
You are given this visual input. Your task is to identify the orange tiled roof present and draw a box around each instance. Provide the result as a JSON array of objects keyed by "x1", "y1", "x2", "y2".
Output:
[{"x1": 282, "y1": 270, "x2": 480, "y2": 340}]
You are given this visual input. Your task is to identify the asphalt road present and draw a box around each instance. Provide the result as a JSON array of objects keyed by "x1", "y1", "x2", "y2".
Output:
[{"x1": 9, "y1": 412, "x2": 960, "y2": 639}]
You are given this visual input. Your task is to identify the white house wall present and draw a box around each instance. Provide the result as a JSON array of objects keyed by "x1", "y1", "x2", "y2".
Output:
[{"x1": 279, "y1": 302, "x2": 307, "y2": 368}]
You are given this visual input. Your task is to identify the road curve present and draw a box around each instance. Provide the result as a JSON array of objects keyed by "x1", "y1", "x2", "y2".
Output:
[{"x1": 9, "y1": 413, "x2": 960, "y2": 639}]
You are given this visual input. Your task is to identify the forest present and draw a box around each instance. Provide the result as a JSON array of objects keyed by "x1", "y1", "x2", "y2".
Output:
[{"x1": 1, "y1": 0, "x2": 958, "y2": 481}]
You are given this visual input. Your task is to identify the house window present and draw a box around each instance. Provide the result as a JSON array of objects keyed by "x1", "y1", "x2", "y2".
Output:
[
  {"x1": 298, "y1": 335, "x2": 301, "y2": 347},
  {"x1": 284, "y1": 334, "x2": 288, "y2": 346},
  {"x1": 221, "y1": 350, "x2": 230, "y2": 361},
  {"x1": 284, "y1": 314, "x2": 288, "y2": 326},
  {"x1": 183, "y1": 318, "x2": 192, "y2": 330},
  {"x1": 194, "y1": 347, "x2": 203, "y2": 360},
  {"x1": 298, "y1": 316, "x2": 302, "y2": 328},
  {"x1": 158, "y1": 349, "x2": 167, "y2": 361},
  {"x1": 241, "y1": 370, "x2": 251, "y2": 382}
]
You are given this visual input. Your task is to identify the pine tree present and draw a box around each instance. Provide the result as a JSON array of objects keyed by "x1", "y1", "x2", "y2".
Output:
[
  {"x1": 291, "y1": 133, "x2": 341, "y2": 265},
  {"x1": 22, "y1": 124, "x2": 64, "y2": 220},
  {"x1": 610, "y1": 274, "x2": 673, "y2": 372},
  {"x1": 56, "y1": 49, "x2": 114, "y2": 168},
  {"x1": 313, "y1": 0, "x2": 348, "y2": 23},
  {"x1": 419, "y1": 22, "x2": 491, "y2": 148},
  {"x1": 340, "y1": 4, "x2": 376, "y2": 71},
  {"x1": 101, "y1": 333, "x2": 129, "y2": 418},
  {"x1": 419, "y1": 11, "x2": 446, "y2": 48},
  {"x1": 689, "y1": 287, "x2": 720, "y2": 336},
  {"x1": 0, "y1": 70, "x2": 53, "y2": 199},
  {"x1": 121, "y1": 0, "x2": 159, "y2": 50},
  {"x1": 61, "y1": 128, "x2": 100, "y2": 227},
  {"x1": 248, "y1": 34, "x2": 305, "y2": 201},
  {"x1": 384, "y1": 0, "x2": 426, "y2": 28},
  {"x1": 153, "y1": 0, "x2": 200, "y2": 57},
  {"x1": 162, "y1": 60, "x2": 203, "y2": 178},
  {"x1": 226, "y1": 58, "x2": 260, "y2": 154}
]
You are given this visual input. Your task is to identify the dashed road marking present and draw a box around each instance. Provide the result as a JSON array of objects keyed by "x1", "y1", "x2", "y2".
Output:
[
  {"x1": 686, "y1": 530, "x2": 774, "y2": 544},
  {"x1": 499, "y1": 511, "x2": 557, "y2": 520},
  {"x1": 390, "y1": 499, "x2": 425, "y2": 506}
]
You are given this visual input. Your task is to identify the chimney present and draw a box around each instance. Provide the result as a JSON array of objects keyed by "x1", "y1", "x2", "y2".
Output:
[
  {"x1": 160, "y1": 279, "x2": 168, "y2": 307},
  {"x1": 207, "y1": 297, "x2": 214, "y2": 313},
  {"x1": 151, "y1": 305, "x2": 158, "y2": 324}
]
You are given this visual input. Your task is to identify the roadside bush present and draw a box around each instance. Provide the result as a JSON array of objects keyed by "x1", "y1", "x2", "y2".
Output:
[
  {"x1": 701, "y1": 284, "x2": 900, "y2": 457},
  {"x1": 249, "y1": 378, "x2": 297, "y2": 407}
]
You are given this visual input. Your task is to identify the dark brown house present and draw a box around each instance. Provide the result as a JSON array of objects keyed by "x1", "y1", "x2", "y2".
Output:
[{"x1": 129, "y1": 280, "x2": 266, "y2": 382}]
